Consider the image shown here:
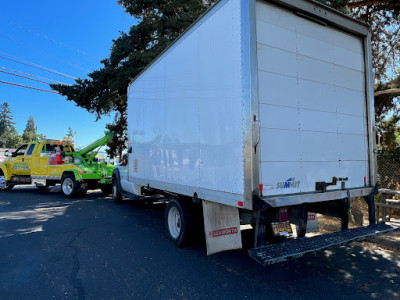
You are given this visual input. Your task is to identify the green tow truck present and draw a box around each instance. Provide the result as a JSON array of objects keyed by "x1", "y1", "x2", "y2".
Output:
[{"x1": 0, "y1": 132, "x2": 115, "y2": 198}]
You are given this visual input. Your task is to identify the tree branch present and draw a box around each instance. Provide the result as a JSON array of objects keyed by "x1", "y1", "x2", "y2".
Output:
[
  {"x1": 375, "y1": 88, "x2": 400, "y2": 97},
  {"x1": 347, "y1": 0, "x2": 392, "y2": 8}
]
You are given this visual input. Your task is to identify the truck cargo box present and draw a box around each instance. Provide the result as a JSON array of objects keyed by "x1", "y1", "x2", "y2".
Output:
[{"x1": 126, "y1": 0, "x2": 376, "y2": 211}]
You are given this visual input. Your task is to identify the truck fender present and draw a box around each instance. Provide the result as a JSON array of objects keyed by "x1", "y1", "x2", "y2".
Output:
[
  {"x1": 112, "y1": 168, "x2": 124, "y2": 192},
  {"x1": 62, "y1": 169, "x2": 81, "y2": 182}
]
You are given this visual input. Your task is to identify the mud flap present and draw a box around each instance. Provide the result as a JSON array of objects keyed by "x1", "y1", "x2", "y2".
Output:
[
  {"x1": 296, "y1": 212, "x2": 319, "y2": 236},
  {"x1": 202, "y1": 200, "x2": 242, "y2": 255}
]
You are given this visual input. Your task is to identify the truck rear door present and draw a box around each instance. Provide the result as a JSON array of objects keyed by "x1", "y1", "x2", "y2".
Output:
[
  {"x1": 37, "y1": 143, "x2": 50, "y2": 176},
  {"x1": 256, "y1": 1, "x2": 369, "y2": 196}
]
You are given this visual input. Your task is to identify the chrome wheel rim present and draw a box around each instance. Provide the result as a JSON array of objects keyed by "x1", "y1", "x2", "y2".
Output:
[
  {"x1": 62, "y1": 178, "x2": 74, "y2": 195},
  {"x1": 0, "y1": 176, "x2": 8, "y2": 190},
  {"x1": 168, "y1": 206, "x2": 181, "y2": 239}
]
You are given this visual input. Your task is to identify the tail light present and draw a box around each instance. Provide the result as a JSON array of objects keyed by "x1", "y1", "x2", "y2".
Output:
[{"x1": 279, "y1": 208, "x2": 289, "y2": 222}]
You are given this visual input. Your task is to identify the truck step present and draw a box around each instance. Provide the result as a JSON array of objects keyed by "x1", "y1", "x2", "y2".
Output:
[{"x1": 248, "y1": 223, "x2": 399, "y2": 266}]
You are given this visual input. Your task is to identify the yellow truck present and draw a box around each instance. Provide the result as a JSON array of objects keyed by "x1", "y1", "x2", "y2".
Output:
[{"x1": 0, "y1": 132, "x2": 114, "y2": 197}]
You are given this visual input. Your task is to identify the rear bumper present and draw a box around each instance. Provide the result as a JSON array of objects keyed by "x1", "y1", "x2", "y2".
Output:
[
  {"x1": 261, "y1": 187, "x2": 374, "y2": 208},
  {"x1": 249, "y1": 223, "x2": 399, "y2": 266}
]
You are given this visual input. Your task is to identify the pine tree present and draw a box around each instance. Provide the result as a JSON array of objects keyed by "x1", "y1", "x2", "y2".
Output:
[
  {"x1": 2, "y1": 128, "x2": 23, "y2": 148},
  {"x1": 0, "y1": 102, "x2": 16, "y2": 136},
  {"x1": 64, "y1": 127, "x2": 75, "y2": 142},
  {"x1": 51, "y1": 0, "x2": 217, "y2": 157},
  {"x1": 0, "y1": 102, "x2": 22, "y2": 147},
  {"x1": 22, "y1": 116, "x2": 36, "y2": 142}
]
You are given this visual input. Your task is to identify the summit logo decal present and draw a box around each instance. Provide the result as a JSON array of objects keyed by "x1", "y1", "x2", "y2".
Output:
[{"x1": 276, "y1": 177, "x2": 300, "y2": 189}]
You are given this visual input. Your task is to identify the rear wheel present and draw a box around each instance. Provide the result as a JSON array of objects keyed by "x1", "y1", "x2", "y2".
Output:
[
  {"x1": 0, "y1": 174, "x2": 14, "y2": 191},
  {"x1": 61, "y1": 174, "x2": 78, "y2": 198},
  {"x1": 112, "y1": 179, "x2": 122, "y2": 203},
  {"x1": 165, "y1": 198, "x2": 193, "y2": 247}
]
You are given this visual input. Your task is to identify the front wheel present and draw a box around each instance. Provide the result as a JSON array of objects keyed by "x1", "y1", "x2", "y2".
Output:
[
  {"x1": 165, "y1": 198, "x2": 193, "y2": 247},
  {"x1": 112, "y1": 179, "x2": 122, "y2": 203},
  {"x1": 0, "y1": 175, "x2": 14, "y2": 191},
  {"x1": 61, "y1": 174, "x2": 78, "y2": 198}
]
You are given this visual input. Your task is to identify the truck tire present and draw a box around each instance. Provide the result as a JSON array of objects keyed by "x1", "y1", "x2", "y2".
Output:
[
  {"x1": 112, "y1": 179, "x2": 122, "y2": 203},
  {"x1": 0, "y1": 175, "x2": 14, "y2": 191},
  {"x1": 61, "y1": 174, "x2": 78, "y2": 198},
  {"x1": 165, "y1": 198, "x2": 193, "y2": 247}
]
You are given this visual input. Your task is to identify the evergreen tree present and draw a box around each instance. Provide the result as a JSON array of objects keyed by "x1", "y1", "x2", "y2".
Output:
[
  {"x1": 22, "y1": 116, "x2": 36, "y2": 142},
  {"x1": 51, "y1": 0, "x2": 217, "y2": 156},
  {"x1": 37, "y1": 133, "x2": 47, "y2": 141},
  {"x1": 0, "y1": 102, "x2": 16, "y2": 136},
  {"x1": 0, "y1": 101, "x2": 22, "y2": 147},
  {"x1": 2, "y1": 128, "x2": 23, "y2": 148},
  {"x1": 64, "y1": 127, "x2": 75, "y2": 142}
]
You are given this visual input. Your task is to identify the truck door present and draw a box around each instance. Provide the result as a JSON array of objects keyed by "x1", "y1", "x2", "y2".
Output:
[{"x1": 9, "y1": 144, "x2": 30, "y2": 175}]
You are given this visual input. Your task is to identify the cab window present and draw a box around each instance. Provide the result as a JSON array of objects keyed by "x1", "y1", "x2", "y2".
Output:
[
  {"x1": 42, "y1": 144, "x2": 52, "y2": 153},
  {"x1": 42, "y1": 144, "x2": 60, "y2": 154},
  {"x1": 64, "y1": 145, "x2": 74, "y2": 152},
  {"x1": 13, "y1": 144, "x2": 28, "y2": 156},
  {"x1": 42, "y1": 144, "x2": 74, "y2": 154},
  {"x1": 26, "y1": 144, "x2": 35, "y2": 156}
]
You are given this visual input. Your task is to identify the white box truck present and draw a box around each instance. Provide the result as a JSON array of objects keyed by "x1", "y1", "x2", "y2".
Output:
[{"x1": 113, "y1": 0, "x2": 399, "y2": 265}]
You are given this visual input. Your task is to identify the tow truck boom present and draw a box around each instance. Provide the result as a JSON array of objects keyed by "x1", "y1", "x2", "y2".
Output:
[{"x1": 67, "y1": 131, "x2": 113, "y2": 166}]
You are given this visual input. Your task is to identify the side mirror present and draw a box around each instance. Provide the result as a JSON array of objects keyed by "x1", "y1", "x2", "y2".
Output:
[
  {"x1": 122, "y1": 153, "x2": 128, "y2": 165},
  {"x1": 4, "y1": 150, "x2": 9, "y2": 157},
  {"x1": 11, "y1": 152, "x2": 17, "y2": 157},
  {"x1": 128, "y1": 146, "x2": 132, "y2": 154}
]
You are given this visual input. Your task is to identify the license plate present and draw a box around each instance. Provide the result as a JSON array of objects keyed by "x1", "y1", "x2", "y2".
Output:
[{"x1": 271, "y1": 221, "x2": 293, "y2": 236}]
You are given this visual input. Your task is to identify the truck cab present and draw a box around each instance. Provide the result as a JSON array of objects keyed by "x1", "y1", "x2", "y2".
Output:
[
  {"x1": 8, "y1": 144, "x2": 32, "y2": 176},
  {"x1": 112, "y1": 149, "x2": 141, "y2": 202}
]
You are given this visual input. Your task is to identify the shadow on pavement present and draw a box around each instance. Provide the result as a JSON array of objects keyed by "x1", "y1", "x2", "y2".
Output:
[{"x1": 0, "y1": 186, "x2": 399, "y2": 299}]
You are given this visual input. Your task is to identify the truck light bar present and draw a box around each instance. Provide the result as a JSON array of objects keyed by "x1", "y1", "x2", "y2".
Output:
[{"x1": 44, "y1": 139, "x2": 74, "y2": 144}]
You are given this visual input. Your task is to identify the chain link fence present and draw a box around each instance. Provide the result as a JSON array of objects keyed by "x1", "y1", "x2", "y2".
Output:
[{"x1": 377, "y1": 149, "x2": 400, "y2": 190}]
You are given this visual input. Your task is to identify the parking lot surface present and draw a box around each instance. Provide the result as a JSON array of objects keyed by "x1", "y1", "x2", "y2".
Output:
[{"x1": 0, "y1": 186, "x2": 399, "y2": 299}]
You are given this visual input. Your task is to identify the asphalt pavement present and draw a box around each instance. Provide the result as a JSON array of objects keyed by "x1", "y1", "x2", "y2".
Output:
[{"x1": 0, "y1": 186, "x2": 399, "y2": 300}]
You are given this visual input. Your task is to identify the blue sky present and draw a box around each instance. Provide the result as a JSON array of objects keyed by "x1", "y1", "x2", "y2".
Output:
[{"x1": 0, "y1": 0, "x2": 135, "y2": 147}]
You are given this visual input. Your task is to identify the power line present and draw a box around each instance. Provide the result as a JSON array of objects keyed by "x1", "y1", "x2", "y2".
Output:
[
  {"x1": 0, "y1": 79, "x2": 60, "y2": 94},
  {"x1": 0, "y1": 66, "x2": 67, "y2": 84},
  {"x1": 0, "y1": 16, "x2": 101, "y2": 61},
  {"x1": 0, "y1": 51, "x2": 77, "y2": 80},
  {"x1": 0, "y1": 32, "x2": 91, "y2": 73},
  {"x1": 0, "y1": 69, "x2": 52, "y2": 85}
]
